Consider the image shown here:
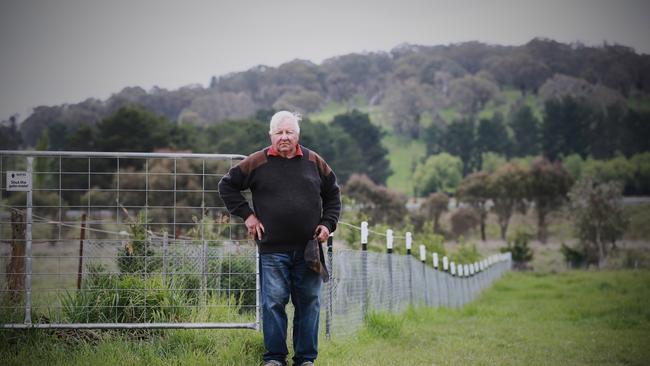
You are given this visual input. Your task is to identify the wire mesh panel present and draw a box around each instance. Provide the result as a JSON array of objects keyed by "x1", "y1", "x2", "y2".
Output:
[{"x1": 0, "y1": 151, "x2": 258, "y2": 329}]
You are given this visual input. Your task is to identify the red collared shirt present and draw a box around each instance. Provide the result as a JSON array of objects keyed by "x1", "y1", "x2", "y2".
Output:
[{"x1": 267, "y1": 144, "x2": 303, "y2": 158}]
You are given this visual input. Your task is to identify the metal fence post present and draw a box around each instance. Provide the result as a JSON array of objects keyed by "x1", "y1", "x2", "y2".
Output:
[
  {"x1": 326, "y1": 234, "x2": 333, "y2": 339},
  {"x1": 386, "y1": 229, "x2": 393, "y2": 312},
  {"x1": 406, "y1": 232, "x2": 413, "y2": 307},
  {"x1": 457, "y1": 264, "x2": 464, "y2": 306},
  {"x1": 256, "y1": 249, "x2": 261, "y2": 331},
  {"x1": 24, "y1": 156, "x2": 33, "y2": 325},
  {"x1": 432, "y1": 253, "x2": 439, "y2": 307},
  {"x1": 419, "y1": 245, "x2": 427, "y2": 307},
  {"x1": 361, "y1": 221, "x2": 368, "y2": 320},
  {"x1": 463, "y1": 264, "x2": 470, "y2": 306},
  {"x1": 442, "y1": 256, "x2": 449, "y2": 308},
  {"x1": 469, "y1": 264, "x2": 473, "y2": 303},
  {"x1": 450, "y1": 262, "x2": 457, "y2": 308}
]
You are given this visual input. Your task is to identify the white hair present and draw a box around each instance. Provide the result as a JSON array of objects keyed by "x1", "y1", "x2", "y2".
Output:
[{"x1": 269, "y1": 111, "x2": 301, "y2": 134}]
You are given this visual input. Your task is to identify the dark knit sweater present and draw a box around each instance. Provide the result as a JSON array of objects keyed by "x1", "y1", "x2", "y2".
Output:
[{"x1": 218, "y1": 145, "x2": 341, "y2": 253}]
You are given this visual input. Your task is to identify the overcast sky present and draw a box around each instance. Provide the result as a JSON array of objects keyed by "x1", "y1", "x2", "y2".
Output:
[{"x1": 1, "y1": 0, "x2": 649, "y2": 121}]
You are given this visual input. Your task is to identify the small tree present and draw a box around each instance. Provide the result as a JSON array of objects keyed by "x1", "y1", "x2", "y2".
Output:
[
  {"x1": 420, "y1": 192, "x2": 449, "y2": 234},
  {"x1": 413, "y1": 153, "x2": 463, "y2": 196},
  {"x1": 568, "y1": 176, "x2": 629, "y2": 268},
  {"x1": 343, "y1": 174, "x2": 407, "y2": 225},
  {"x1": 490, "y1": 163, "x2": 528, "y2": 240},
  {"x1": 457, "y1": 171, "x2": 491, "y2": 241},
  {"x1": 527, "y1": 158, "x2": 573, "y2": 243}
]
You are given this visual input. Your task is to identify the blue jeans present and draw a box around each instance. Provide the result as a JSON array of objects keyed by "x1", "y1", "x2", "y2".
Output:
[{"x1": 260, "y1": 250, "x2": 322, "y2": 366}]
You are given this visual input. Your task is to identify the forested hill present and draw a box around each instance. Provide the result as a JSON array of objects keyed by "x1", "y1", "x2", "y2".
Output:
[
  {"x1": 2, "y1": 38, "x2": 650, "y2": 196},
  {"x1": 7, "y1": 38, "x2": 650, "y2": 147}
]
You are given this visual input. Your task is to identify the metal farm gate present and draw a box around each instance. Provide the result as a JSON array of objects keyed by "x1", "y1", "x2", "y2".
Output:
[{"x1": 0, "y1": 150, "x2": 259, "y2": 329}]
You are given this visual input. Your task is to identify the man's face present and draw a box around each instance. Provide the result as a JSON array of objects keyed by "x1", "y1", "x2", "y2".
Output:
[{"x1": 270, "y1": 118, "x2": 299, "y2": 155}]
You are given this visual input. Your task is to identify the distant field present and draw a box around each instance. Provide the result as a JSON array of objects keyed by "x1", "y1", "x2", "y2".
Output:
[
  {"x1": 2, "y1": 270, "x2": 648, "y2": 365},
  {"x1": 383, "y1": 134, "x2": 426, "y2": 196}
]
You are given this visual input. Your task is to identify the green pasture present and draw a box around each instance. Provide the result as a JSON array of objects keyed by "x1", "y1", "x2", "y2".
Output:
[{"x1": 2, "y1": 270, "x2": 648, "y2": 365}]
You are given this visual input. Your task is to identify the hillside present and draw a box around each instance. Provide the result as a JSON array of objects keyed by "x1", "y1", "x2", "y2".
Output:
[
  {"x1": 10, "y1": 38, "x2": 650, "y2": 143},
  {"x1": 3, "y1": 38, "x2": 650, "y2": 195}
]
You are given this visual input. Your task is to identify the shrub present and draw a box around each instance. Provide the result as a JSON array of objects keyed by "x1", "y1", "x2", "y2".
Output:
[
  {"x1": 420, "y1": 192, "x2": 449, "y2": 234},
  {"x1": 560, "y1": 242, "x2": 598, "y2": 269},
  {"x1": 417, "y1": 222, "x2": 447, "y2": 257},
  {"x1": 343, "y1": 174, "x2": 407, "y2": 224},
  {"x1": 451, "y1": 237, "x2": 480, "y2": 264},
  {"x1": 501, "y1": 228, "x2": 534, "y2": 270},
  {"x1": 450, "y1": 207, "x2": 480, "y2": 238},
  {"x1": 117, "y1": 211, "x2": 161, "y2": 275}
]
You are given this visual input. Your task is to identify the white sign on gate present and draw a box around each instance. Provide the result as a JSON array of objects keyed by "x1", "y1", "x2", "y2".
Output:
[{"x1": 6, "y1": 171, "x2": 32, "y2": 191}]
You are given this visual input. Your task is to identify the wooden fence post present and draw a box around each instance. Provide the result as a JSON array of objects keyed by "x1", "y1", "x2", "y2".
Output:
[
  {"x1": 8, "y1": 210, "x2": 26, "y2": 304},
  {"x1": 77, "y1": 213, "x2": 87, "y2": 290}
]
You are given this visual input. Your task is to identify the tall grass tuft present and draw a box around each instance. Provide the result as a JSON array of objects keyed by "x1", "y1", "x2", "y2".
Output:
[{"x1": 60, "y1": 264, "x2": 190, "y2": 323}]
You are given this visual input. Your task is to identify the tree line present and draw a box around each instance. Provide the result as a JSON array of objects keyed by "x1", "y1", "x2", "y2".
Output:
[
  {"x1": 7, "y1": 38, "x2": 650, "y2": 150},
  {"x1": 24, "y1": 106, "x2": 392, "y2": 187},
  {"x1": 418, "y1": 96, "x2": 650, "y2": 195}
]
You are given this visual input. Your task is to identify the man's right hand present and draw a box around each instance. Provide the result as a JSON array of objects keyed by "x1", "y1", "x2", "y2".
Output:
[{"x1": 245, "y1": 214, "x2": 265, "y2": 240}]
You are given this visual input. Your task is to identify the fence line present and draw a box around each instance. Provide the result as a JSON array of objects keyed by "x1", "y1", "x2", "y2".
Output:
[
  {"x1": 1, "y1": 150, "x2": 511, "y2": 337},
  {"x1": 321, "y1": 222, "x2": 512, "y2": 338}
]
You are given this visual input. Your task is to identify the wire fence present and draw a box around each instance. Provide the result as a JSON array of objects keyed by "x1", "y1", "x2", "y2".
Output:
[
  {"x1": 1, "y1": 150, "x2": 511, "y2": 337},
  {"x1": 321, "y1": 226, "x2": 512, "y2": 338}
]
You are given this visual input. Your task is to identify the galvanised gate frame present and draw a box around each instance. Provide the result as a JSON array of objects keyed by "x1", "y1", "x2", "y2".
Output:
[{"x1": 0, "y1": 150, "x2": 259, "y2": 329}]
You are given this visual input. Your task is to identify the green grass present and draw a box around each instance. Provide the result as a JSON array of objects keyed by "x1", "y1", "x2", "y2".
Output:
[
  {"x1": 382, "y1": 134, "x2": 426, "y2": 196},
  {"x1": 437, "y1": 106, "x2": 461, "y2": 123},
  {"x1": 3, "y1": 270, "x2": 649, "y2": 365},
  {"x1": 307, "y1": 100, "x2": 350, "y2": 123},
  {"x1": 319, "y1": 270, "x2": 650, "y2": 365},
  {"x1": 307, "y1": 95, "x2": 376, "y2": 124}
]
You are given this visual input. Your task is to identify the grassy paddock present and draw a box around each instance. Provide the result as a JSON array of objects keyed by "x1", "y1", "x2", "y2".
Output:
[
  {"x1": 2, "y1": 270, "x2": 649, "y2": 365},
  {"x1": 320, "y1": 270, "x2": 650, "y2": 365},
  {"x1": 383, "y1": 134, "x2": 426, "y2": 196}
]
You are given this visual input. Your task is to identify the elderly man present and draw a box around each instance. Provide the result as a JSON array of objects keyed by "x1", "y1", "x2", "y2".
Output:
[{"x1": 218, "y1": 111, "x2": 341, "y2": 366}]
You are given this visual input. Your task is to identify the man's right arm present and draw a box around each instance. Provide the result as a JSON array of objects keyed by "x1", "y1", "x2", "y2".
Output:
[{"x1": 218, "y1": 165, "x2": 254, "y2": 221}]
